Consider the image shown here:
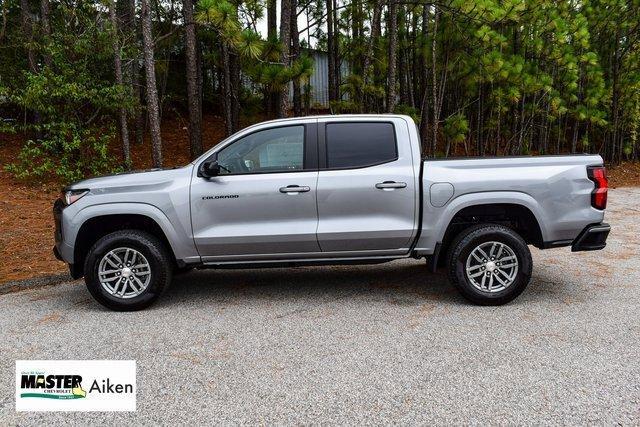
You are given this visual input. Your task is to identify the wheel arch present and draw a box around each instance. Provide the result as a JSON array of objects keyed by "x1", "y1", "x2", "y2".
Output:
[
  {"x1": 70, "y1": 206, "x2": 188, "y2": 278},
  {"x1": 421, "y1": 192, "x2": 547, "y2": 270},
  {"x1": 441, "y1": 202, "x2": 544, "y2": 249}
]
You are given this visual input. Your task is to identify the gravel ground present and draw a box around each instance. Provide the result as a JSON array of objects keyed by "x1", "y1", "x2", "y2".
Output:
[{"x1": 1, "y1": 188, "x2": 639, "y2": 424}]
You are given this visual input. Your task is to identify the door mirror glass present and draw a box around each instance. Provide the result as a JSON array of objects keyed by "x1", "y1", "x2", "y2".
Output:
[{"x1": 199, "y1": 160, "x2": 221, "y2": 178}]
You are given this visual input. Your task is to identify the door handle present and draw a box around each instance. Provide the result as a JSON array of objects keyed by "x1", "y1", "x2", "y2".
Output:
[
  {"x1": 375, "y1": 181, "x2": 407, "y2": 190},
  {"x1": 279, "y1": 185, "x2": 311, "y2": 193}
]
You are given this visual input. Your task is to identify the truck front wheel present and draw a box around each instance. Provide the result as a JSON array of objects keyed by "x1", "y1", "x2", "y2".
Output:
[
  {"x1": 447, "y1": 224, "x2": 532, "y2": 305},
  {"x1": 84, "y1": 230, "x2": 173, "y2": 311}
]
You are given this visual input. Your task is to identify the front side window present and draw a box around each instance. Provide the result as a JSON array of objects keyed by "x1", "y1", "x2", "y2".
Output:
[
  {"x1": 217, "y1": 126, "x2": 305, "y2": 175},
  {"x1": 326, "y1": 122, "x2": 397, "y2": 169}
]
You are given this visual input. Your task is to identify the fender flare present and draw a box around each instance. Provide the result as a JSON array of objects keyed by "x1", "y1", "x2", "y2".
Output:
[
  {"x1": 69, "y1": 202, "x2": 197, "y2": 263},
  {"x1": 419, "y1": 191, "x2": 548, "y2": 255}
]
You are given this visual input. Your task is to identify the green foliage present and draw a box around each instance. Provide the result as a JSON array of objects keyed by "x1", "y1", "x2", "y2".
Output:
[
  {"x1": 1, "y1": 0, "x2": 638, "y2": 175},
  {"x1": 443, "y1": 114, "x2": 469, "y2": 145},
  {"x1": 1, "y1": 1, "x2": 132, "y2": 183},
  {"x1": 6, "y1": 127, "x2": 118, "y2": 182},
  {"x1": 393, "y1": 104, "x2": 419, "y2": 122}
]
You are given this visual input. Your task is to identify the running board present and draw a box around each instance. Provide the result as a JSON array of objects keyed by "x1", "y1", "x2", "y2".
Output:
[{"x1": 200, "y1": 255, "x2": 410, "y2": 269}]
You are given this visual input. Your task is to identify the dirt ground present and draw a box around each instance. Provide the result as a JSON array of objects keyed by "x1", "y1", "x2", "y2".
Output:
[
  {"x1": 0, "y1": 114, "x2": 226, "y2": 283},
  {"x1": 0, "y1": 118, "x2": 639, "y2": 284}
]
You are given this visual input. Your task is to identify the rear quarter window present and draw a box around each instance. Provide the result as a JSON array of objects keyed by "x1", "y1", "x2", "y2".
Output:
[{"x1": 326, "y1": 122, "x2": 397, "y2": 169}]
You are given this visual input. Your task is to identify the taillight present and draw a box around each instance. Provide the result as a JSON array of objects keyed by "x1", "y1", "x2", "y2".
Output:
[{"x1": 587, "y1": 166, "x2": 608, "y2": 210}]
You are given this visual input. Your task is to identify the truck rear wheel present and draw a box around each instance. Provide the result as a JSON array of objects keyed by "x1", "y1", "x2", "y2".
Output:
[
  {"x1": 447, "y1": 224, "x2": 532, "y2": 305},
  {"x1": 84, "y1": 230, "x2": 172, "y2": 311}
]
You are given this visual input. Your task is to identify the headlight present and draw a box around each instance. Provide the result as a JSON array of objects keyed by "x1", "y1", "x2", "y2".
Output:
[{"x1": 62, "y1": 189, "x2": 89, "y2": 206}]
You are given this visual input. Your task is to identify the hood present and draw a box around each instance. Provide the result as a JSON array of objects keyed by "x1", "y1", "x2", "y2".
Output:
[{"x1": 66, "y1": 166, "x2": 193, "y2": 192}]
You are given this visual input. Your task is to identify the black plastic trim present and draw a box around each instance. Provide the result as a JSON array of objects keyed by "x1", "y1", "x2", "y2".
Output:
[
  {"x1": 571, "y1": 223, "x2": 610, "y2": 252},
  {"x1": 409, "y1": 161, "x2": 425, "y2": 257},
  {"x1": 69, "y1": 263, "x2": 83, "y2": 279},
  {"x1": 53, "y1": 246, "x2": 63, "y2": 261},
  {"x1": 422, "y1": 153, "x2": 599, "y2": 161},
  {"x1": 317, "y1": 122, "x2": 326, "y2": 169},
  {"x1": 427, "y1": 242, "x2": 442, "y2": 272},
  {"x1": 200, "y1": 258, "x2": 398, "y2": 269},
  {"x1": 540, "y1": 239, "x2": 573, "y2": 249}
]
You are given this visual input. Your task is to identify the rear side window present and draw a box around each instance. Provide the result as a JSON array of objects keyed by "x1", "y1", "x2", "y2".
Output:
[{"x1": 326, "y1": 122, "x2": 397, "y2": 169}]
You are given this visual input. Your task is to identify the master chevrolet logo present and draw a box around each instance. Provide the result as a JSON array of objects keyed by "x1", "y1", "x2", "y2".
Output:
[
  {"x1": 16, "y1": 361, "x2": 136, "y2": 411},
  {"x1": 20, "y1": 374, "x2": 87, "y2": 400}
]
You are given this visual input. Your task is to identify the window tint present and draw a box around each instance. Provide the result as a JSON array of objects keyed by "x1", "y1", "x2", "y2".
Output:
[
  {"x1": 217, "y1": 126, "x2": 304, "y2": 175},
  {"x1": 326, "y1": 122, "x2": 397, "y2": 168}
]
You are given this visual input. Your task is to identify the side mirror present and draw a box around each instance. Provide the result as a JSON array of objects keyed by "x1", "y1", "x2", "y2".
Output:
[{"x1": 199, "y1": 160, "x2": 220, "y2": 178}]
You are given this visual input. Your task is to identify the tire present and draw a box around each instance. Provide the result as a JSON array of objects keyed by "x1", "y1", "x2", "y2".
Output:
[
  {"x1": 446, "y1": 224, "x2": 532, "y2": 305},
  {"x1": 84, "y1": 230, "x2": 173, "y2": 311}
]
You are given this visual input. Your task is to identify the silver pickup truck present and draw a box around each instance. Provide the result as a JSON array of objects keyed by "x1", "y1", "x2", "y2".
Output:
[{"x1": 53, "y1": 115, "x2": 610, "y2": 310}]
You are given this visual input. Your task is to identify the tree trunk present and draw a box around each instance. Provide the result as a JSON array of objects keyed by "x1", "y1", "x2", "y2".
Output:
[
  {"x1": 265, "y1": 0, "x2": 277, "y2": 117},
  {"x1": 19, "y1": 0, "x2": 38, "y2": 74},
  {"x1": 278, "y1": 0, "x2": 292, "y2": 117},
  {"x1": 230, "y1": 51, "x2": 240, "y2": 131},
  {"x1": 110, "y1": 0, "x2": 131, "y2": 168},
  {"x1": 40, "y1": 0, "x2": 52, "y2": 68},
  {"x1": 350, "y1": 0, "x2": 363, "y2": 75},
  {"x1": 386, "y1": 0, "x2": 398, "y2": 113},
  {"x1": 141, "y1": 0, "x2": 163, "y2": 167},
  {"x1": 182, "y1": 0, "x2": 203, "y2": 158},
  {"x1": 410, "y1": 8, "x2": 418, "y2": 107},
  {"x1": 326, "y1": 0, "x2": 337, "y2": 104},
  {"x1": 267, "y1": 0, "x2": 277, "y2": 38},
  {"x1": 291, "y1": 0, "x2": 302, "y2": 116},
  {"x1": 431, "y1": 7, "x2": 439, "y2": 156},
  {"x1": 125, "y1": 0, "x2": 144, "y2": 145},
  {"x1": 418, "y1": 5, "x2": 429, "y2": 151},
  {"x1": 361, "y1": 0, "x2": 383, "y2": 112},
  {"x1": 1, "y1": 0, "x2": 8, "y2": 42},
  {"x1": 611, "y1": 28, "x2": 621, "y2": 163},
  {"x1": 221, "y1": 41, "x2": 234, "y2": 136},
  {"x1": 331, "y1": 0, "x2": 340, "y2": 98},
  {"x1": 19, "y1": 0, "x2": 41, "y2": 137}
]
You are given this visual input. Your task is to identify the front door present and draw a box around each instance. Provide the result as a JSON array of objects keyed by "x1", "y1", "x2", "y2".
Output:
[{"x1": 191, "y1": 122, "x2": 320, "y2": 261}]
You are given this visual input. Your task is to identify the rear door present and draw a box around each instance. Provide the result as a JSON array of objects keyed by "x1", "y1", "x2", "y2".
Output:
[{"x1": 315, "y1": 117, "x2": 418, "y2": 255}]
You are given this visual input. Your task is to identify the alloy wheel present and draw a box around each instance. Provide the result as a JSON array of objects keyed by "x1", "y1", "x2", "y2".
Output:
[{"x1": 98, "y1": 247, "x2": 151, "y2": 299}]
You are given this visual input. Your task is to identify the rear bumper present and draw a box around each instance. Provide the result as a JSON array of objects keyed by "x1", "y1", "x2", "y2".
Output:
[{"x1": 571, "y1": 223, "x2": 610, "y2": 252}]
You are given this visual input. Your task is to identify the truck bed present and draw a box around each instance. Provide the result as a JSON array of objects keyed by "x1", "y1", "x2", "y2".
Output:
[{"x1": 414, "y1": 154, "x2": 606, "y2": 253}]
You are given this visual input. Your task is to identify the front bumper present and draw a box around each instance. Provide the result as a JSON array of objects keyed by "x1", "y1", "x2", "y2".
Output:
[
  {"x1": 52, "y1": 198, "x2": 74, "y2": 264},
  {"x1": 571, "y1": 223, "x2": 610, "y2": 252}
]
